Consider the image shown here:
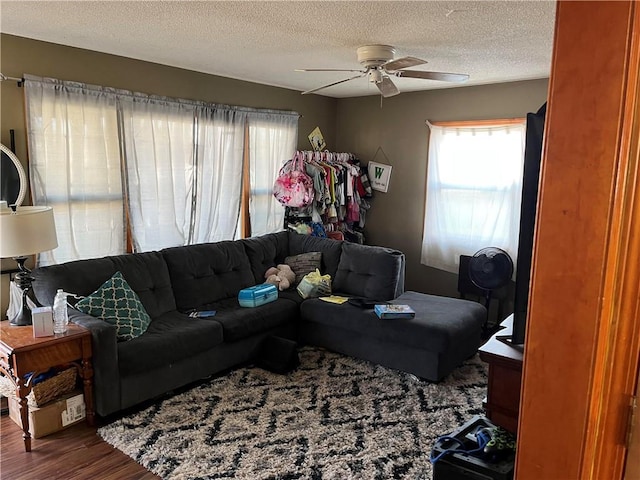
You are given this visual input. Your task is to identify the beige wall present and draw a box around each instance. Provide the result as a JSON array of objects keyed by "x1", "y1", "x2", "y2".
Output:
[
  {"x1": 0, "y1": 34, "x2": 337, "y2": 166},
  {"x1": 334, "y1": 79, "x2": 549, "y2": 297}
]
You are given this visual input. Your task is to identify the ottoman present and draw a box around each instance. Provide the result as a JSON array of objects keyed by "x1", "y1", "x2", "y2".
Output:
[{"x1": 299, "y1": 291, "x2": 487, "y2": 381}]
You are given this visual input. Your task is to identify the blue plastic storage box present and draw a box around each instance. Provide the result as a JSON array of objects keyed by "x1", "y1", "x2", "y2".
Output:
[{"x1": 238, "y1": 283, "x2": 278, "y2": 308}]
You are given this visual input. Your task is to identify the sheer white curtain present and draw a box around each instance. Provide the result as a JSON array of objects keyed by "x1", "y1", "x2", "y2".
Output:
[
  {"x1": 119, "y1": 96, "x2": 197, "y2": 251},
  {"x1": 247, "y1": 112, "x2": 298, "y2": 236},
  {"x1": 193, "y1": 107, "x2": 247, "y2": 243},
  {"x1": 24, "y1": 76, "x2": 125, "y2": 266},
  {"x1": 421, "y1": 122, "x2": 526, "y2": 274},
  {"x1": 25, "y1": 74, "x2": 299, "y2": 262}
]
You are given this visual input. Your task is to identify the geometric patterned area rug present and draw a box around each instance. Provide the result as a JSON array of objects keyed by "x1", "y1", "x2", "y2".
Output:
[{"x1": 98, "y1": 347, "x2": 487, "y2": 480}]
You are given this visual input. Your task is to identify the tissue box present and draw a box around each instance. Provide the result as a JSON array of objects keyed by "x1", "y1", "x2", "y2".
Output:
[{"x1": 32, "y1": 306, "x2": 54, "y2": 337}]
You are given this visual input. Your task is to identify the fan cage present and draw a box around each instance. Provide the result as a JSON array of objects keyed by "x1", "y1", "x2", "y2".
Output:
[{"x1": 468, "y1": 247, "x2": 514, "y2": 291}]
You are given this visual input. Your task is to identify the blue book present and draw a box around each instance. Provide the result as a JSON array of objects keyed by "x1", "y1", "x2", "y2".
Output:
[
  {"x1": 189, "y1": 310, "x2": 217, "y2": 318},
  {"x1": 374, "y1": 304, "x2": 416, "y2": 319}
]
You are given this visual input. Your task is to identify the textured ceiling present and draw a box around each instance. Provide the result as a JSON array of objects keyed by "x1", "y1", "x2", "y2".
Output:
[{"x1": 0, "y1": 1, "x2": 556, "y2": 98}]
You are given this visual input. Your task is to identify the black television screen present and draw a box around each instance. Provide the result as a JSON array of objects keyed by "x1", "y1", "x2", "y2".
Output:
[{"x1": 510, "y1": 103, "x2": 546, "y2": 346}]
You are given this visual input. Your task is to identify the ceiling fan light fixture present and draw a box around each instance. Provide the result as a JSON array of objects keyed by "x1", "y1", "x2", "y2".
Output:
[
  {"x1": 369, "y1": 69, "x2": 383, "y2": 84},
  {"x1": 356, "y1": 45, "x2": 396, "y2": 67}
]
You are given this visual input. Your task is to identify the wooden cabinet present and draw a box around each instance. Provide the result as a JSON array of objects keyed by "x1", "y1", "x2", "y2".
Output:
[{"x1": 478, "y1": 314, "x2": 523, "y2": 433}]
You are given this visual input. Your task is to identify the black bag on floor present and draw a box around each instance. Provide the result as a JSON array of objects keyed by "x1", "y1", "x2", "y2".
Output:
[{"x1": 256, "y1": 335, "x2": 300, "y2": 374}]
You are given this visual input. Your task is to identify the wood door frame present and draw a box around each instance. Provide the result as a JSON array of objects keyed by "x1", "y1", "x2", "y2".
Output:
[
  {"x1": 585, "y1": 3, "x2": 640, "y2": 477},
  {"x1": 624, "y1": 358, "x2": 640, "y2": 480},
  {"x1": 516, "y1": 2, "x2": 640, "y2": 479}
]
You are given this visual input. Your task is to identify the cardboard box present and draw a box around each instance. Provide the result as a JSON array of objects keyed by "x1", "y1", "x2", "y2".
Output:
[
  {"x1": 32, "y1": 306, "x2": 54, "y2": 337},
  {"x1": 8, "y1": 390, "x2": 86, "y2": 438}
]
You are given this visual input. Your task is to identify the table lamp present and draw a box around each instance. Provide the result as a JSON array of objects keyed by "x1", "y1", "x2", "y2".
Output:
[{"x1": 0, "y1": 204, "x2": 58, "y2": 325}]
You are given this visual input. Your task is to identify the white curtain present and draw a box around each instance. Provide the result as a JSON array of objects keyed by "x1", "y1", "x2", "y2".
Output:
[
  {"x1": 24, "y1": 76, "x2": 125, "y2": 266},
  {"x1": 193, "y1": 107, "x2": 247, "y2": 243},
  {"x1": 25, "y1": 75, "x2": 299, "y2": 262},
  {"x1": 248, "y1": 111, "x2": 298, "y2": 236},
  {"x1": 120, "y1": 96, "x2": 197, "y2": 251},
  {"x1": 421, "y1": 122, "x2": 526, "y2": 274}
]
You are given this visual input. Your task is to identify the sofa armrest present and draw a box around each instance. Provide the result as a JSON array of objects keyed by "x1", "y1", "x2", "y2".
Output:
[{"x1": 69, "y1": 309, "x2": 121, "y2": 417}]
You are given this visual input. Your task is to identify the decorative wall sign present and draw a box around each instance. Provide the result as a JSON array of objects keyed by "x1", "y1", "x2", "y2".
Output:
[
  {"x1": 308, "y1": 127, "x2": 326, "y2": 152},
  {"x1": 368, "y1": 161, "x2": 393, "y2": 193}
]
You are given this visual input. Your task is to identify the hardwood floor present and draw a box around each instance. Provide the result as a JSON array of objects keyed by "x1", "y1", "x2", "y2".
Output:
[{"x1": 0, "y1": 413, "x2": 159, "y2": 480}]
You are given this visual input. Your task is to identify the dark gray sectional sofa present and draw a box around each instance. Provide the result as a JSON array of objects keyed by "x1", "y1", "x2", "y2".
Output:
[{"x1": 32, "y1": 231, "x2": 485, "y2": 418}]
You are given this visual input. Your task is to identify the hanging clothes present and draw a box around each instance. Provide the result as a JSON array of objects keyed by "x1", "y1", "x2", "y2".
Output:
[{"x1": 275, "y1": 150, "x2": 372, "y2": 243}]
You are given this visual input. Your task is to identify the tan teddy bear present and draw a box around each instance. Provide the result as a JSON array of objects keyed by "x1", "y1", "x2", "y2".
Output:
[{"x1": 264, "y1": 264, "x2": 296, "y2": 291}]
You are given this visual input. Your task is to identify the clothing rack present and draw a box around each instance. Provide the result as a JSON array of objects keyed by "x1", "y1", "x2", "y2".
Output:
[{"x1": 281, "y1": 150, "x2": 373, "y2": 243}]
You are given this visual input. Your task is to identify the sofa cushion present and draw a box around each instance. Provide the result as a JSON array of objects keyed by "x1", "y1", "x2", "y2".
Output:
[
  {"x1": 118, "y1": 310, "x2": 224, "y2": 376},
  {"x1": 109, "y1": 251, "x2": 177, "y2": 318},
  {"x1": 32, "y1": 257, "x2": 117, "y2": 308},
  {"x1": 33, "y1": 252, "x2": 177, "y2": 319},
  {"x1": 162, "y1": 241, "x2": 256, "y2": 312},
  {"x1": 277, "y1": 289, "x2": 305, "y2": 305},
  {"x1": 300, "y1": 291, "x2": 485, "y2": 353},
  {"x1": 242, "y1": 231, "x2": 290, "y2": 283},
  {"x1": 284, "y1": 251, "x2": 322, "y2": 286},
  {"x1": 75, "y1": 271, "x2": 152, "y2": 341},
  {"x1": 287, "y1": 231, "x2": 343, "y2": 279},
  {"x1": 198, "y1": 297, "x2": 299, "y2": 342},
  {"x1": 333, "y1": 242, "x2": 404, "y2": 301}
]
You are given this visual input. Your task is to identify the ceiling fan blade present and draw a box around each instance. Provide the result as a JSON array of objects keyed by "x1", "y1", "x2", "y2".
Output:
[
  {"x1": 376, "y1": 76, "x2": 400, "y2": 97},
  {"x1": 395, "y1": 70, "x2": 469, "y2": 83},
  {"x1": 383, "y1": 56, "x2": 427, "y2": 72},
  {"x1": 296, "y1": 68, "x2": 365, "y2": 73},
  {"x1": 302, "y1": 72, "x2": 367, "y2": 95}
]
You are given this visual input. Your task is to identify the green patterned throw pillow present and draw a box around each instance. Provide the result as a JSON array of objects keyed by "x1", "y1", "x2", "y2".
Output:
[{"x1": 75, "y1": 271, "x2": 151, "y2": 341}]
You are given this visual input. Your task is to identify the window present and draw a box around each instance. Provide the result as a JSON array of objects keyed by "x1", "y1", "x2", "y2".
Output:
[
  {"x1": 192, "y1": 107, "x2": 247, "y2": 244},
  {"x1": 421, "y1": 120, "x2": 526, "y2": 274},
  {"x1": 247, "y1": 113, "x2": 298, "y2": 237},
  {"x1": 24, "y1": 75, "x2": 297, "y2": 265},
  {"x1": 121, "y1": 99, "x2": 198, "y2": 252},
  {"x1": 26, "y1": 82, "x2": 125, "y2": 266}
]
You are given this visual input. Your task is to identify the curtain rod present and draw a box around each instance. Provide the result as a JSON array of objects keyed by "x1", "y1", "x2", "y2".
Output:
[
  {"x1": 8, "y1": 73, "x2": 302, "y2": 117},
  {"x1": 24, "y1": 74, "x2": 300, "y2": 117},
  {"x1": 0, "y1": 73, "x2": 24, "y2": 86},
  {"x1": 427, "y1": 118, "x2": 525, "y2": 128}
]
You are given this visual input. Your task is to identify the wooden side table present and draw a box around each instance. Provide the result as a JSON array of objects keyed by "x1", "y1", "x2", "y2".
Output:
[
  {"x1": 0, "y1": 321, "x2": 94, "y2": 452},
  {"x1": 478, "y1": 314, "x2": 523, "y2": 433}
]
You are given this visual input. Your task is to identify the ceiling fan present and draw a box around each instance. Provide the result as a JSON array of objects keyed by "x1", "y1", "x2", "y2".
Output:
[{"x1": 297, "y1": 44, "x2": 469, "y2": 97}]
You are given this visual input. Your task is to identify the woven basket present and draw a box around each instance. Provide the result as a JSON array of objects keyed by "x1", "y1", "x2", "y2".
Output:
[
  {"x1": 28, "y1": 367, "x2": 77, "y2": 407},
  {"x1": 0, "y1": 374, "x2": 15, "y2": 398}
]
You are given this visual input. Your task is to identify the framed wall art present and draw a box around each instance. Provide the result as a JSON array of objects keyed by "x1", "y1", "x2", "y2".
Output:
[{"x1": 367, "y1": 161, "x2": 393, "y2": 193}]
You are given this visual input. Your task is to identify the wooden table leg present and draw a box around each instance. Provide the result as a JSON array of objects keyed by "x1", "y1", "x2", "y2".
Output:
[
  {"x1": 16, "y1": 376, "x2": 31, "y2": 452},
  {"x1": 81, "y1": 356, "x2": 94, "y2": 426}
]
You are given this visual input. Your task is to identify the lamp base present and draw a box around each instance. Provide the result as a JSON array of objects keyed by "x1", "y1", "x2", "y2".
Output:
[
  {"x1": 10, "y1": 306, "x2": 32, "y2": 326},
  {"x1": 10, "y1": 257, "x2": 34, "y2": 326}
]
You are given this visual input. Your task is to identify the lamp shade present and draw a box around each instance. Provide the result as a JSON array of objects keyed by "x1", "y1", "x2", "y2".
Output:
[{"x1": 0, "y1": 206, "x2": 58, "y2": 258}]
